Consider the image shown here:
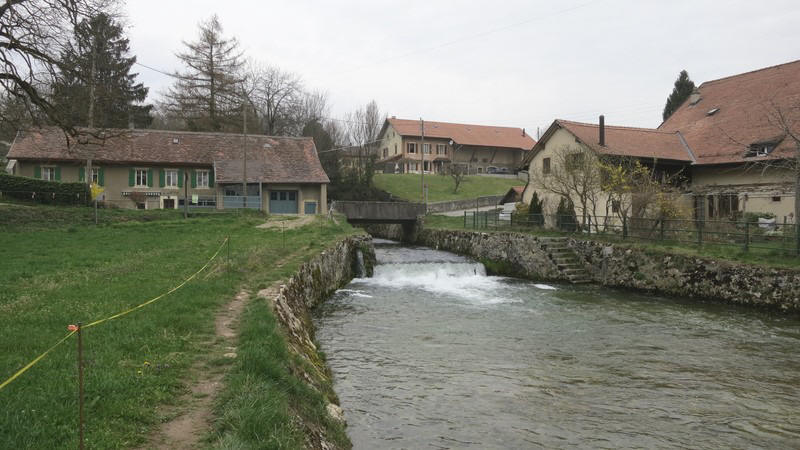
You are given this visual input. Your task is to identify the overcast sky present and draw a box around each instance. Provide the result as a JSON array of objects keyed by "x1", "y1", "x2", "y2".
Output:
[{"x1": 126, "y1": 0, "x2": 800, "y2": 136}]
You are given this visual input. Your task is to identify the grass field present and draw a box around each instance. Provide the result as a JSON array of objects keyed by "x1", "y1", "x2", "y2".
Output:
[
  {"x1": 0, "y1": 205, "x2": 358, "y2": 448},
  {"x1": 425, "y1": 214, "x2": 800, "y2": 269},
  {"x1": 373, "y1": 173, "x2": 523, "y2": 202}
]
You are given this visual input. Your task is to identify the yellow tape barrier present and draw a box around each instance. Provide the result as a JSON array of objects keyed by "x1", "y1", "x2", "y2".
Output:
[{"x1": 0, "y1": 237, "x2": 229, "y2": 392}]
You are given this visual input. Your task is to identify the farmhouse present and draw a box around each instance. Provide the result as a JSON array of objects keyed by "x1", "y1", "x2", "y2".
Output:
[
  {"x1": 377, "y1": 117, "x2": 534, "y2": 175},
  {"x1": 5, "y1": 127, "x2": 329, "y2": 213},
  {"x1": 522, "y1": 60, "x2": 800, "y2": 222}
]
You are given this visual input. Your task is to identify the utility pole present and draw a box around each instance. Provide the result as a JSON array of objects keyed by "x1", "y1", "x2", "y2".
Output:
[
  {"x1": 420, "y1": 118, "x2": 425, "y2": 204},
  {"x1": 242, "y1": 100, "x2": 248, "y2": 208}
]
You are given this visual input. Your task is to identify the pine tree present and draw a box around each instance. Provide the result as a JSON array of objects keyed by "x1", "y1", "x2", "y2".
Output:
[
  {"x1": 556, "y1": 197, "x2": 578, "y2": 232},
  {"x1": 52, "y1": 13, "x2": 152, "y2": 129},
  {"x1": 662, "y1": 70, "x2": 695, "y2": 121},
  {"x1": 528, "y1": 191, "x2": 545, "y2": 226},
  {"x1": 164, "y1": 15, "x2": 244, "y2": 132}
]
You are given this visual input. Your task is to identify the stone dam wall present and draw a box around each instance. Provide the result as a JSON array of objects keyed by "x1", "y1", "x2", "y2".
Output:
[
  {"x1": 368, "y1": 226, "x2": 800, "y2": 312},
  {"x1": 261, "y1": 234, "x2": 375, "y2": 449}
]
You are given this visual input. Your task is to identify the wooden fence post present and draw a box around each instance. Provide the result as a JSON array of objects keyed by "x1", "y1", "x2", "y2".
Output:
[{"x1": 744, "y1": 220, "x2": 750, "y2": 252}]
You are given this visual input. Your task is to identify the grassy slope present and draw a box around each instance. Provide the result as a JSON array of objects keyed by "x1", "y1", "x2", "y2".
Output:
[
  {"x1": 425, "y1": 214, "x2": 800, "y2": 269},
  {"x1": 0, "y1": 206, "x2": 358, "y2": 449},
  {"x1": 373, "y1": 173, "x2": 522, "y2": 202}
]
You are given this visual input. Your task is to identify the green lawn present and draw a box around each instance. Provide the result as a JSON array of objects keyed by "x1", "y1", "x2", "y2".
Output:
[
  {"x1": 0, "y1": 205, "x2": 358, "y2": 448},
  {"x1": 373, "y1": 173, "x2": 523, "y2": 202}
]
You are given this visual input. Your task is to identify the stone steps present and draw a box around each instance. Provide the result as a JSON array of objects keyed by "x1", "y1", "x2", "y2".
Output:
[{"x1": 541, "y1": 238, "x2": 591, "y2": 285}]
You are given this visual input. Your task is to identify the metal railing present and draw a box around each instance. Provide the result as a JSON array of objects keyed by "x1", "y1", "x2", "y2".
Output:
[
  {"x1": 464, "y1": 211, "x2": 800, "y2": 256},
  {"x1": 222, "y1": 195, "x2": 261, "y2": 209}
]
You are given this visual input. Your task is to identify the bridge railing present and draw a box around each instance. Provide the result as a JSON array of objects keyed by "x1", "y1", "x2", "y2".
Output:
[{"x1": 331, "y1": 201, "x2": 426, "y2": 221}]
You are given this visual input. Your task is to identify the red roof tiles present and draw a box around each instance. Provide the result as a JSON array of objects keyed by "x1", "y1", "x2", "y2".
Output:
[
  {"x1": 8, "y1": 127, "x2": 329, "y2": 184},
  {"x1": 659, "y1": 59, "x2": 800, "y2": 165},
  {"x1": 556, "y1": 120, "x2": 692, "y2": 162},
  {"x1": 386, "y1": 118, "x2": 535, "y2": 150}
]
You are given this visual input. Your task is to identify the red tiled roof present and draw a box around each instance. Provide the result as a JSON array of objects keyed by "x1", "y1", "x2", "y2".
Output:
[
  {"x1": 556, "y1": 120, "x2": 692, "y2": 162},
  {"x1": 8, "y1": 127, "x2": 329, "y2": 184},
  {"x1": 659, "y1": 59, "x2": 800, "y2": 165},
  {"x1": 386, "y1": 118, "x2": 535, "y2": 150}
]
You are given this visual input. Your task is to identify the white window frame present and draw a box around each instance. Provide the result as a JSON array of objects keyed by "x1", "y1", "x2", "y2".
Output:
[
  {"x1": 196, "y1": 169, "x2": 209, "y2": 188},
  {"x1": 423, "y1": 143, "x2": 431, "y2": 154},
  {"x1": 41, "y1": 166, "x2": 56, "y2": 181},
  {"x1": 165, "y1": 169, "x2": 178, "y2": 188},
  {"x1": 135, "y1": 168, "x2": 148, "y2": 187},
  {"x1": 436, "y1": 144, "x2": 447, "y2": 155},
  {"x1": 407, "y1": 142, "x2": 417, "y2": 154},
  {"x1": 91, "y1": 168, "x2": 100, "y2": 184}
]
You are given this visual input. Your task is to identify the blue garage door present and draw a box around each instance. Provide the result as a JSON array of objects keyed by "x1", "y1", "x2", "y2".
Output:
[{"x1": 269, "y1": 190, "x2": 298, "y2": 214}]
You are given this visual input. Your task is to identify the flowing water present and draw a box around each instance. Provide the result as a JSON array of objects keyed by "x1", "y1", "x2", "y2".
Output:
[{"x1": 313, "y1": 240, "x2": 800, "y2": 449}]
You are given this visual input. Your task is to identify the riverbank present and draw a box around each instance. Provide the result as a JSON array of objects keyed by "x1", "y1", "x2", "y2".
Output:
[
  {"x1": 0, "y1": 209, "x2": 367, "y2": 449},
  {"x1": 367, "y1": 225, "x2": 800, "y2": 312}
]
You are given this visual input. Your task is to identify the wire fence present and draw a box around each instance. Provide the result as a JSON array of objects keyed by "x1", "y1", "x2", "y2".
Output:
[{"x1": 464, "y1": 210, "x2": 800, "y2": 256}]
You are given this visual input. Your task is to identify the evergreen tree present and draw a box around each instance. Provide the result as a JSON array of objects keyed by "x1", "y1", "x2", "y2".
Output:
[
  {"x1": 52, "y1": 13, "x2": 152, "y2": 129},
  {"x1": 556, "y1": 197, "x2": 578, "y2": 232},
  {"x1": 303, "y1": 119, "x2": 340, "y2": 183},
  {"x1": 528, "y1": 191, "x2": 545, "y2": 226},
  {"x1": 164, "y1": 15, "x2": 244, "y2": 132},
  {"x1": 662, "y1": 70, "x2": 695, "y2": 121}
]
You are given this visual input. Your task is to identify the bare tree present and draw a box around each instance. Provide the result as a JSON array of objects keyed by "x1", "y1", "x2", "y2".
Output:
[
  {"x1": 163, "y1": 14, "x2": 244, "y2": 132},
  {"x1": 344, "y1": 100, "x2": 384, "y2": 184},
  {"x1": 246, "y1": 62, "x2": 303, "y2": 135},
  {"x1": 449, "y1": 164, "x2": 466, "y2": 193},
  {"x1": 0, "y1": 0, "x2": 119, "y2": 135}
]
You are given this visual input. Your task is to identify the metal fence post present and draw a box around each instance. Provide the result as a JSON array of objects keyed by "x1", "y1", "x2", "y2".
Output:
[
  {"x1": 622, "y1": 216, "x2": 628, "y2": 239},
  {"x1": 463, "y1": 210, "x2": 467, "y2": 228},
  {"x1": 697, "y1": 220, "x2": 703, "y2": 246},
  {"x1": 744, "y1": 220, "x2": 750, "y2": 252},
  {"x1": 510, "y1": 212, "x2": 513, "y2": 227},
  {"x1": 796, "y1": 223, "x2": 799, "y2": 256},
  {"x1": 659, "y1": 218, "x2": 665, "y2": 241}
]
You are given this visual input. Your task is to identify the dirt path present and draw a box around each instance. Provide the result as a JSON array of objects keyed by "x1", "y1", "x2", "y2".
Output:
[
  {"x1": 142, "y1": 289, "x2": 250, "y2": 449},
  {"x1": 256, "y1": 215, "x2": 315, "y2": 230}
]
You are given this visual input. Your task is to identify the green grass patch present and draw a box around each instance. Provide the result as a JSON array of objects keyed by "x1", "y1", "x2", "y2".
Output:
[
  {"x1": 0, "y1": 206, "x2": 359, "y2": 448},
  {"x1": 373, "y1": 173, "x2": 522, "y2": 202}
]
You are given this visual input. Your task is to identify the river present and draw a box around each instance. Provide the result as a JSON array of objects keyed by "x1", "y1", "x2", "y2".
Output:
[{"x1": 313, "y1": 240, "x2": 800, "y2": 449}]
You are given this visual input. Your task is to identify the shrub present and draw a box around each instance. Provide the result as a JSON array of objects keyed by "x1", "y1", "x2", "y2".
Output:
[
  {"x1": 0, "y1": 173, "x2": 88, "y2": 205},
  {"x1": 556, "y1": 197, "x2": 578, "y2": 232}
]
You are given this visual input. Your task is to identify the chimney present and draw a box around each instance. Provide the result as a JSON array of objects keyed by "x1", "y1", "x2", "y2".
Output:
[
  {"x1": 599, "y1": 115, "x2": 605, "y2": 146},
  {"x1": 522, "y1": 127, "x2": 526, "y2": 137},
  {"x1": 688, "y1": 88, "x2": 702, "y2": 106}
]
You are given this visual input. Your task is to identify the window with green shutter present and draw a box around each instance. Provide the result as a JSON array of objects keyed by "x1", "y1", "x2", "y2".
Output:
[
  {"x1": 209, "y1": 167, "x2": 215, "y2": 187},
  {"x1": 54, "y1": 166, "x2": 61, "y2": 181},
  {"x1": 191, "y1": 170, "x2": 197, "y2": 188},
  {"x1": 159, "y1": 169, "x2": 165, "y2": 187},
  {"x1": 34, "y1": 166, "x2": 41, "y2": 179},
  {"x1": 147, "y1": 169, "x2": 154, "y2": 187},
  {"x1": 129, "y1": 168, "x2": 135, "y2": 186},
  {"x1": 98, "y1": 168, "x2": 105, "y2": 186},
  {"x1": 79, "y1": 167, "x2": 85, "y2": 182},
  {"x1": 178, "y1": 169, "x2": 184, "y2": 188}
]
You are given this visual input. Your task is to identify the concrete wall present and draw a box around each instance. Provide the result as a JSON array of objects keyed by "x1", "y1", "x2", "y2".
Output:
[{"x1": 425, "y1": 195, "x2": 504, "y2": 214}]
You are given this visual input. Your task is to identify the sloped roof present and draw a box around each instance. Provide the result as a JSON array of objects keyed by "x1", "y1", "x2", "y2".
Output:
[
  {"x1": 8, "y1": 127, "x2": 329, "y2": 183},
  {"x1": 386, "y1": 118, "x2": 535, "y2": 150},
  {"x1": 538, "y1": 119, "x2": 692, "y2": 162},
  {"x1": 659, "y1": 59, "x2": 800, "y2": 165}
]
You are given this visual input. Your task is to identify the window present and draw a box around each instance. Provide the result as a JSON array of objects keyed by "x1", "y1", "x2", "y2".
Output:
[
  {"x1": 745, "y1": 143, "x2": 776, "y2": 158},
  {"x1": 196, "y1": 170, "x2": 209, "y2": 188},
  {"x1": 288, "y1": 191, "x2": 296, "y2": 201},
  {"x1": 394, "y1": 144, "x2": 398, "y2": 154},
  {"x1": 718, "y1": 193, "x2": 739, "y2": 218},
  {"x1": 436, "y1": 144, "x2": 447, "y2": 155},
  {"x1": 423, "y1": 161, "x2": 430, "y2": 171},
  {"x1": 612, "y1": 200, "x2": 620, "y2": 214},
  {"x1": 772, "y1": 196, "x2": 782, "y2": 202},
  {"x1": 42, "y1": 167, "x2": 56, "y2": 181},
  {"x1": 423, "y1": 143, "x2": 431, "y2": 154},
  {"x1": 383, "y1": 148, "x2": 388, "y2": 158},
  {"x1": 566, "y1": 153, "x2": 584, "y2": 169},
  {"x1": 165, "y1": 169, "x2": 178, "y2": 187},
  {"x1": 542, "y1": 158, "x2": 551, "y2": 174},
  {"x1": 270, "y1": 192, "x2": 278, "y2": 201},
  {"x1": 91, "y1": 168, "x2": 100, "y2": 184},
  {"x1": 135, "y1": 169, "x2": 148, "y2": 187},
  {"x1": 407, "y1": 142, "x2": 417, "y2": 154}
]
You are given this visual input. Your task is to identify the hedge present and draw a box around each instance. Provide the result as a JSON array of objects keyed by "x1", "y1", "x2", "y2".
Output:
[{"x1": 0, "y1": 172, "x2": 88, "y2": 205}]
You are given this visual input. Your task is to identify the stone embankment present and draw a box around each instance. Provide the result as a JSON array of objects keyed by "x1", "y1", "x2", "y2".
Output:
[
  {"x1": 261, "y1": 234, "x2": 374, "y2": 448},
  {"x1": 369, "y1": 225, "x2": 800, "y2": 312}
]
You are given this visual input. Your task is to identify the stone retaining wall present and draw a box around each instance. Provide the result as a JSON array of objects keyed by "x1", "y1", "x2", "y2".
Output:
[{"x1": 371, "y1": 227, "x2": 800, "y2": 312}]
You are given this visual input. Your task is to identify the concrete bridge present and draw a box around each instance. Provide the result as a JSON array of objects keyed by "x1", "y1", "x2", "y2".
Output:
[{"x1": 331, "y1": 201, "x2": 426, "y2": 241}]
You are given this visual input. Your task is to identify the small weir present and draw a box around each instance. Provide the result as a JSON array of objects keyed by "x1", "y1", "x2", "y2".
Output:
[{"x1": 314, "y1": 240, "x2": 800, "y2": 448}]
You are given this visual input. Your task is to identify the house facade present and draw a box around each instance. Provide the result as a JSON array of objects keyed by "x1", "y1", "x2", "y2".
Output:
[
  {"x1": 377, "y1": 117, "x2": 534, "y2": 175},
  {"x1": 6, "y1": 127, "x2": 329, "y2": 214},
  {"x1": 522, "y1": 59, "x2": 800, "y2": 223}
]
